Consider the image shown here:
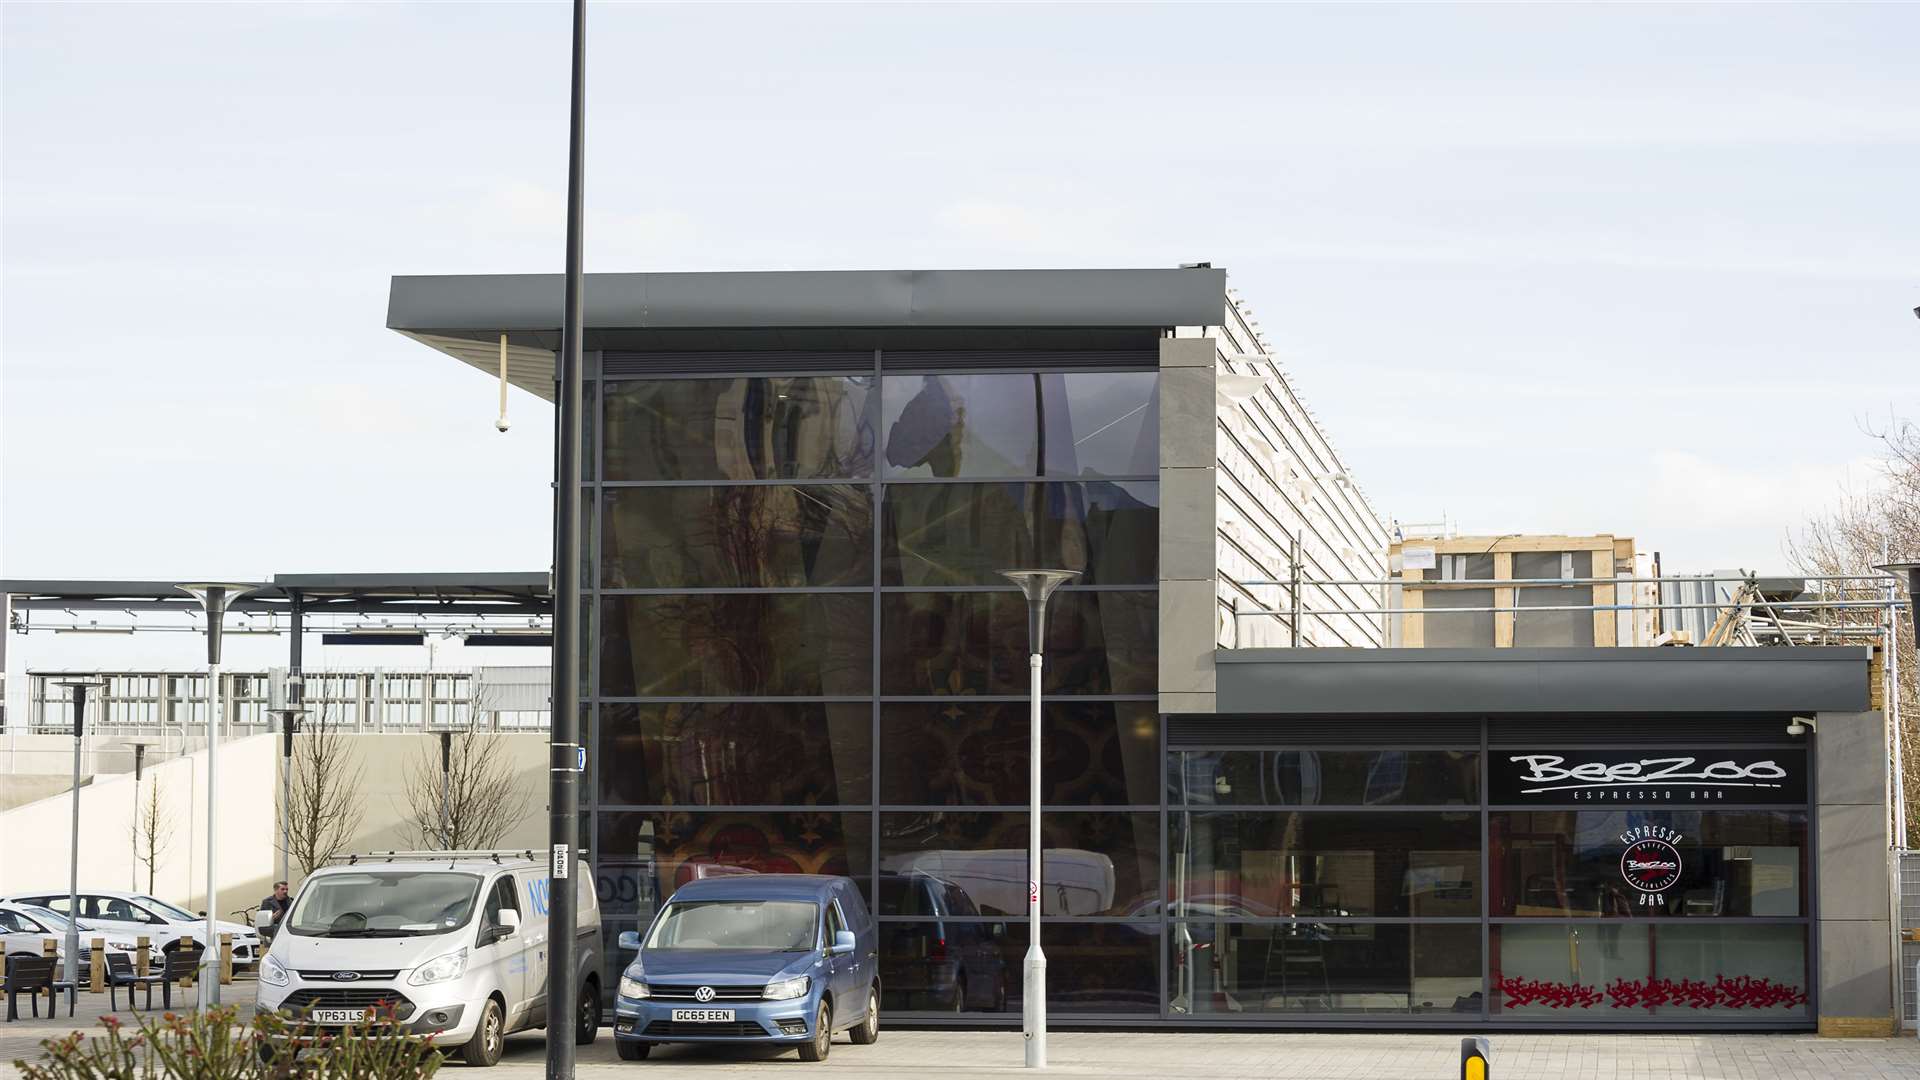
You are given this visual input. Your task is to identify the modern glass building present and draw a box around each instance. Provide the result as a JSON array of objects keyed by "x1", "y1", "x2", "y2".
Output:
[{"x1": 390, "y1": 268, "x2": 1894, "y2": 1035}]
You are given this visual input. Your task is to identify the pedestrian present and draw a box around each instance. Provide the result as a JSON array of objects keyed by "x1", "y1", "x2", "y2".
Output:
[{"x1": 258, "y1": 880, "x2": 291, "y2": 939}]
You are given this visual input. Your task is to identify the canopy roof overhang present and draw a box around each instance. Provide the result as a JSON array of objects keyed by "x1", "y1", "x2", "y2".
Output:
[
  {"x1": 2, "y1": 573, "x2": 550, "y2": 617},
  {"x1": 387, "y1": 267, "x2": 1228, "y2": 399}
]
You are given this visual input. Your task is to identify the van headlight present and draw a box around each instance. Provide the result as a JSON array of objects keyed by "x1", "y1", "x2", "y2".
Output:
[
  {"x1": 407, "y1": 948, "x2": 469, "y2": 986},
  {"x1": 618, "y1": 975, "x2": 649, "y2": 1000},
  {"x1": 763, "y1": 976, "x2": 810, "y2": 1001},
  {"x1": 260, "y1": 955, "x2": 290, "y2": 987}
]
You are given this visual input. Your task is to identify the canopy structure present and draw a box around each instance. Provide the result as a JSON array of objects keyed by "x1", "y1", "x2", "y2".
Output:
[{"x1": 2, "y1": 573, "x2": 549, "y2": 617}]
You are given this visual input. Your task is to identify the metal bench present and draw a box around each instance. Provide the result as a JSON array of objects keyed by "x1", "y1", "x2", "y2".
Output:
[{"x1": 4, "y1": 954, "x2": 75, "y2": 1022}]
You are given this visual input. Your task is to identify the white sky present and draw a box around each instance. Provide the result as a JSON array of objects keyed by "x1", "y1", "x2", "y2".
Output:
[{"x1": 3, "y1": 2, "x2": 1918, "y2": 675}]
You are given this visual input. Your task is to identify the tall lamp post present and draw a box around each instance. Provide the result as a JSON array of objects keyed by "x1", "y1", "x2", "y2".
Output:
[
  {"x1": 267, "y1": 707, "x2": 307, "y2": 886},
  {"x1": 1875, "y1": 560, "x2": 1920, "y2": 640},
  {"x1": 176, "y1": 582, "x2": 258, "y2": 1011},
  {"x1": 546, "y1": 0, "x2": 588, "y2": 1077},
  {"x1": 54, "y1": 679, "x2": 103, "y2": 989},
  {"x1": 998, "y1": 568, "x2": 1078, "y2": 1069}
]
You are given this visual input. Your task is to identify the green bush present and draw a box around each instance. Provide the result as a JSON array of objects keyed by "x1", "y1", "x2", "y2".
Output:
[{"x1": 12, "y1": 1006, "x2": 443, "y2": 1080}]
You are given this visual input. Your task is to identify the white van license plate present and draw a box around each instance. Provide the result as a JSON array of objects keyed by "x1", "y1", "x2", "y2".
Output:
[
  {"x1": 670, "y1": 1009, "x2": 735, "y2": 1023},
  {"x1": 311, "y1": 1009, "x2": 366, "y2": 1025}
]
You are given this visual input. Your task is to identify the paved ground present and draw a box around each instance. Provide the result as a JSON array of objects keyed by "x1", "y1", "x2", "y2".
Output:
[{"x1": 6, "y1": 982, "x2": 1920, "y2": 1078}]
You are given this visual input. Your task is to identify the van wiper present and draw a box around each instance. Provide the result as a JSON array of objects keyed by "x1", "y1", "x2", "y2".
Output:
[{"x1": 316, "y1": 928, "x2": 415, "y2": 938}]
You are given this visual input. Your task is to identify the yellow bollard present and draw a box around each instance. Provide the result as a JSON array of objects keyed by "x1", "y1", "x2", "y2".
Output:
[
  {"x1": 178, "y1": 935, "x2": 196, "y2": 988},
  {"x1": 1461, "y1": 1036, "x2": 1490, "y2": 1080},
  {"x1": 136, "y1": 936, "x2": 150, "y2": 978},
  {"x1": 90, "y1": 937, "x2": 105, "y2": 994},
  {"x1": 220, "y1": 934, "x2": 233, "y2": 985}
]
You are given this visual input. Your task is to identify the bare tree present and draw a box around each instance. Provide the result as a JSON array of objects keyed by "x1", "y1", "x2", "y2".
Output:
[
  {"x1": 1792, "y1": 416, "x2": 1919, "y2": 842},
  {"x1": 131, "y1": 778, "x2": 172, "y2": 895},
  {"x1": 398, "y1": 727, "x2": 533, "y2": 851},
  {"x1": 280, "y1": 710, "x2": 367, "y2": 877}
]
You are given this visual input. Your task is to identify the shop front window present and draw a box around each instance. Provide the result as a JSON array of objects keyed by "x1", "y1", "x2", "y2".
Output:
[
  {"x1": 1170, "y1": 811, "x2": 1482, "y2": 918},
  {"x1": 1169, "y1": 750, "x2": 1479, "y2": 807},
  {"x1": 1170, "y1": 923, "x2": 1481, "y2": 1017},
  {"x1": 1490, "y1": 810, "x2": 1806, "y2": 918},
  {"x1": 1491, "y1": 924, "x2": 1808, "y2": 1017}
]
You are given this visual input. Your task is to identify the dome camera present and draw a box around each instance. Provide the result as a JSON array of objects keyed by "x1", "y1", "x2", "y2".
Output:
[{"x1": 1786, "y1": 717, "x2": 1816, "y2": 736}]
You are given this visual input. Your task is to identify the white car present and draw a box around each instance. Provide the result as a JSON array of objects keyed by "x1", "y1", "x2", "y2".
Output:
[
  {"x1": 0, "y1": 902, "x2": 136, "y2": 968},
  {"x1": 0, "y1": 890, "x2": 262, "y2": 967}
]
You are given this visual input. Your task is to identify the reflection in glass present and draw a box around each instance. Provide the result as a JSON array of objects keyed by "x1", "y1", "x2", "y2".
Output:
[
  {"x1": 600, "y1": 594, "x2": 871, "y2": 697},
  {"x1": 881, "y1": 373, "x2": 1157, "y2": 478},
  {"x1": 881, "y1": 702, "x2": 1159, "y2": 806},
  {"x1": 595, "y1": 810, "x2": 873, "y2": 921},
  {"x1": 877, "y1": 812, "x2": 1158, "y2": 917},
  {"x1": 1171, "y1": 923, "x2": 1480, "y2": 1016},
  {"x1": 881, "y1": 590, "x2": 1155, "y2": 695},
  {"x1": 602, "y1": 485, "x2": 872, "y2": 588},
  {"x1": 1168, "y1": 751, "x2": 1479, "y2": 807},
  {"x1": 1490, "y1": 810, "x2": 1806, "y2": 918},
  {"x1": 597, "y1": 702, "x2": 872, "y2": 806},
  {"x1": 878, "y1": 918, "x2": 1013, "y2": 1013},
  {"x1": 882, "y1": 482, "x2": 1157, "y2": 586},
  {"x1": 1169, "y1": 812, "x2": 1481, "y2": 918},
  {"x1": 603, "y1": 376, "x2": 876, "y2": 481}
]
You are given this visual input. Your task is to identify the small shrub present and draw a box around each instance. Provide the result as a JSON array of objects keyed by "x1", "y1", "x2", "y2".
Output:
[{"x1": 13, "y1": 1006, "x2": 441, "y2": 1080}]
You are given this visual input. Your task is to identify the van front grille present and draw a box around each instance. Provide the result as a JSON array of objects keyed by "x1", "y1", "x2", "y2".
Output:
[
  {"x1": 647, "y1": 983, "x2": 765, "y2": 1001},
  {"x1": 642, "y1": 1019, "x2": 769, "y2": 1038},
  {"x1": 281, "y1": 987, "x2": 416, "y2": 1019}
]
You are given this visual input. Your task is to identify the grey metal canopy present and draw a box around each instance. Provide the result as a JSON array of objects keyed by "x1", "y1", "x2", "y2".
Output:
[
  {"x1": 3, "y1": 573, "x2": 550, "y2": 616},
  {"x1": 387, "y1": 266, "x2": 1228, "y2": 398}
]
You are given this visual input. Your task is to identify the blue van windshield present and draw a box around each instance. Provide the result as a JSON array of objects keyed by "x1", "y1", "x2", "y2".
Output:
[{"x1": 645, "y1": 900, "x2": 818, "y2": 951}]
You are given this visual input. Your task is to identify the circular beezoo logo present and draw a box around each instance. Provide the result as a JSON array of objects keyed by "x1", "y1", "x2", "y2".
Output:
[{"x1": 1620, "y1": 838, "x2": 1683, "y2": 892}]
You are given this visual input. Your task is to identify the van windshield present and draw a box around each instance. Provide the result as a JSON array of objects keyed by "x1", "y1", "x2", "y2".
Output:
[
  {"x1": 287, "y1": 872, "x2": 482, "y2": 938},
  {"x1": 644, "y1": 900, "x2": 818, "y2": 951}
]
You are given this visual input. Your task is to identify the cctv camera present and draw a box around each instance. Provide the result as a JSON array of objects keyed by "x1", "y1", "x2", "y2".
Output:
[
  {"x1": 495, "y1": 418, "x2": 511, "y2": 433},
  {"x1": 1786, "y1": 716, "x2": 1816, "y2": 736}
]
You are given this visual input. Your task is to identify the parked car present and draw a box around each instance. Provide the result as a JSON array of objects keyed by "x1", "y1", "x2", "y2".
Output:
[
  {"x1": 1, "y1": 889, "x2": 263, "y2": 967},
  {"x1": 0, "y1": 902, "x2": 136, "y2": 967},
  {"x1": 875, "y1": 871, "x2": 1007, "y2": 1012},
  {"x1": 255, "y1": 851, "x2": 604, "y2": 1069},
  {"x1": 613, "y1": 874, "x2": 878, "y2": 1063}
]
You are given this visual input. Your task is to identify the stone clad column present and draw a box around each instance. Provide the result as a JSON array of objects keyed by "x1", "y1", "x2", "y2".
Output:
[
  {"x1": 1158, "y1": 337, "x2": 1217, "y2": 716},
  {"x1": 1814, "y1": 708, "x2": 1895, "y2": 1036}
]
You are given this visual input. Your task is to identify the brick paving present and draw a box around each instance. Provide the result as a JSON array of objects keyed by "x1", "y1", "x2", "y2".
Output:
[{"x1": 6, "y1": 983, "x2": 1920, "y2": 1079}]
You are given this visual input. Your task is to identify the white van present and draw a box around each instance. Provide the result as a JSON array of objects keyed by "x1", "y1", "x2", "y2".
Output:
[{"x1": 255, "y1": 851, "x2": 603, "y2": 1068}]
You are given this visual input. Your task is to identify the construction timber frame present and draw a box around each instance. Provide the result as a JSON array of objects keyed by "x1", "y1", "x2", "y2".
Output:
[{"x1": 1390, "y1": 534, "x2": 1638, "y2": 648}]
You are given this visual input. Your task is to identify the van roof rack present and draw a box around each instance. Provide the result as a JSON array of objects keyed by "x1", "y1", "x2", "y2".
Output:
[{"x1": 333, "y1": 849, "x2": 545, "y2": 866}]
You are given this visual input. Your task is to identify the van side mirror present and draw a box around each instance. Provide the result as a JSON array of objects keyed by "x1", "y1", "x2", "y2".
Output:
[
  {"x1": 617, "y1": 930, "x2": 640, "y2": 952},
  {"x1": 498, "y1": 909, "x2": 521, "y2": 931},
  {"x1": 828, "y1": 930, "x2": 856, "y2": 956}
]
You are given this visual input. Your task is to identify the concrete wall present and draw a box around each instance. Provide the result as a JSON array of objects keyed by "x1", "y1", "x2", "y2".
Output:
[
  {"x1": 0, "y1": 732, "x2": 551, "y2": 911},
  {"x1": 1814, "y1": 709, "x2": 1898, "y2": 1036}
]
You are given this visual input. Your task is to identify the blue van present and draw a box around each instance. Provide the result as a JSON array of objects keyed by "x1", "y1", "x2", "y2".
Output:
[{"x1": 612, "y1": 875, "x2": 878, "y2": 1062}]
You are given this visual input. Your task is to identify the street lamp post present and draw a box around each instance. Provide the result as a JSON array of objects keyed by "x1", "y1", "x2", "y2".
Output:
[
  {"x1": 1874, "y1": 560, "x2": 1920, "y2": 641},
  {"x1": 54, "y1": 679, "x2": 103, "y2": 989},
  {"x1": 267, "y1": 707, "x2": 307, "y2": 886},
  {"x1": 175, "y1": 582, "x2": 258, "y2": 1011},
  {"x1": 998, "y1": 568, "x2": 1078, "y2": 1069}
]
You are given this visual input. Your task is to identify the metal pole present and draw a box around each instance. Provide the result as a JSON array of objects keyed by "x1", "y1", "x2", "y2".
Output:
[
  {"x1": 1289, "y1": 535, "x2": 1303, "y2": 648},
  {"x1": 547, "y1": 0, "x2": 586, "y2": 1074},
  {"x1": 440, "y1": 730, "x2": 453, "y2": 848},
  {"x1": 55, "y1": 681, "x2": 97, "y2": 989},
  {"x1": 998, "y1": 568, "x2": 1075, "y2": 1070},
  {"x1": 287, "y1": 591, "x2": 303, "y2": 887}
]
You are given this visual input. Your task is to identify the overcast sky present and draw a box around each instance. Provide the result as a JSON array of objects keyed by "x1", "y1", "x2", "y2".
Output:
[{"x1": 3, "y1": 2, "x2": 1917, "y2": 675}]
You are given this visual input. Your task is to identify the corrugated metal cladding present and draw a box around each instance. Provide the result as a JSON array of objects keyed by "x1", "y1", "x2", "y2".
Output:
[
  {"x1": 599, "y1": 348, "x2": 1159, "y2": 377},
  {"x1": 1167, "y1": 716, "x2": 1481, "y2": 746}
]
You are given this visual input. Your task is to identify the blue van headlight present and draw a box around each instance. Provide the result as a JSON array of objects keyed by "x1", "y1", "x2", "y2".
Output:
[
  {"x1": 763, "y1": 975, "x2": 810, "y2": 1001},
  {"x1": 618, "y1": 975, "x2": 650, "y2": 1000}
]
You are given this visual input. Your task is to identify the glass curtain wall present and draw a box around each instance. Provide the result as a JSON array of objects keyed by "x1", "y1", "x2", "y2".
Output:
[{"x1": 588, "y1": 354, "x2": 1162, "y2": 1019}]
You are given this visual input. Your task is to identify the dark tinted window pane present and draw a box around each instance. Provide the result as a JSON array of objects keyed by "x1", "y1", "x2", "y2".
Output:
[
  {"x1": 1490, "y1": 810, "x2": 1806, "y2": 917},
  {"x1": 596, "y1": 810, "x2": 873, "y2": 920},
  {"x1": 878, "y1": 811, "x2": 1157, "y2": 917},
  {"x1": 600, "y1": 594, "x2": 872, "y2": 697},
  {"x1": 1168, "y1": 751, "x2": 1479, "y2": 807},
  {"x1": 1174, "y1": 923, "x2": 1479, "y2": 1016},
  {"x1": 1491, "y1": 924, "x2": 1807, "y2": 1017},
  {"x1": 1170, "y1": 811, "x2": 1481, "y2": 918},
  {"x1": 598, "y1": 702, "x2": 872, "y2": 806},
  {"x1": 881, "y1": 373, "x2": 1157, "y2": 478},
  {"x1": 882, "y1": 482, "x2": 1157, "y2": 586},
  {"x1": 878, "y1": 919, "x2": 1017, "y2": 1013},
  {"x1": 881, "y1": 590, "x2": 1155, "y2": 695},
  {"x1": 881, "y1": 702, "x2": 1158, "y2": 806},
  {"x1": 604, "y1": 377, "x2": 876, "y2": 481},
  {"x1": 603, "y1": 485, "x2": 872, "y2": 588}
]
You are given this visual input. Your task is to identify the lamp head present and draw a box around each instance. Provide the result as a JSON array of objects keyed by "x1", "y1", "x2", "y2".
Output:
[
  {"x1": 175, "y1": 582, "x2": 263, "y2": 665},
  {"x1": 998, "y1": 568, "x2": 1081, "y2": 654}
]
